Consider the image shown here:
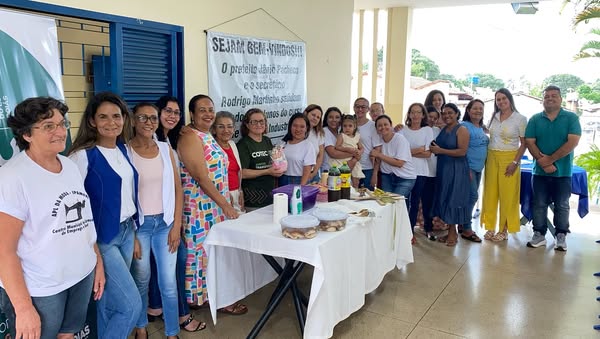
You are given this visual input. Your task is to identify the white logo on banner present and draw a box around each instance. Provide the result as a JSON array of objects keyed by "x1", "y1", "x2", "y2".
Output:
[{"x1": 207, "y1": 31, "x2": 307, "y2": 143}]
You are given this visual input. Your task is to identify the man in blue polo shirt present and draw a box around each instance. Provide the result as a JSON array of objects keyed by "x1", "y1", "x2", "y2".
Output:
[{"x1": 524, "y1": 85, "x2": 581, "y2": 251}]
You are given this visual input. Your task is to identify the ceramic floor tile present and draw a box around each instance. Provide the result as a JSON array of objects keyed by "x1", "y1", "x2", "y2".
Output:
[
  {"x1": 407, "y1": 325, "x2": 466, "y2": 339},
  {"x1": 332, "y1": 310, "x2": 414, "y2": 338}
]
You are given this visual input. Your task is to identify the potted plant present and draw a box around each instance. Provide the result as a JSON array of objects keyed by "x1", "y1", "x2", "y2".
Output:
[{"x1": 575, "y1": 144, "x2": 600, "y2": 204}]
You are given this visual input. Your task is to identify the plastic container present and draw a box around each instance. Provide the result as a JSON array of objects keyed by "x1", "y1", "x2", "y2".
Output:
[
  {"x1": 312, "y1": 208, "x2": 348, "y2": 232},
  {"x1": 272, "y1": 184, "x2": 320, "y2": 212},
  {"x1": 280, "y1": 215, "x2": 319, "y2": 239}
]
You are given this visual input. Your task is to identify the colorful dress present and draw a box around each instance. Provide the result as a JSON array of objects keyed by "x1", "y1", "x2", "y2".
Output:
[{"x1": 180, "y1": 128, "x2": 229, "y2": 304}]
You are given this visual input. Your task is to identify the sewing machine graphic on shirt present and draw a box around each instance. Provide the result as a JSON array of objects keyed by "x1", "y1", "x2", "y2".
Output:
[{"x1": 65, "y1": 200, "x2": 86, "y2": 223}]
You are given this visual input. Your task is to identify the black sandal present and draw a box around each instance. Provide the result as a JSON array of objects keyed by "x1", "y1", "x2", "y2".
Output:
[
  {"x1": 179, "y1": 314, "x2": 206, "y2": 332},
  {"x1": 461, "y1": 232, "x2": 482, "y2": 243}
]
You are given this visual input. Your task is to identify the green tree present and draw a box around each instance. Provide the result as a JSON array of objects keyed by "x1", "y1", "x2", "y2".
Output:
[
  {"x1": 473, "y1": 73, "x2": 505, "y2": 91},
  {"x1": 439, "y1": 73, "x2": 466, "y2": 90},
  {"x1": 411, "y1": 49, "x2": 440, "y2": 80},
  {"x1": 542, "y1": 74, "x2": 585, "y2": 93},
  {"x1": 578, "y1": 84, "x2": 600, "y2": 102}
]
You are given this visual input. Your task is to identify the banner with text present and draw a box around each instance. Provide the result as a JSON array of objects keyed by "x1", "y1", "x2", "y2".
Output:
[
  {"x1": 0, "y1": 9, "x2": 66, "y2": 167},
  {"x1": 207, "y1": 31, "x2": 307, "y2": 142}
]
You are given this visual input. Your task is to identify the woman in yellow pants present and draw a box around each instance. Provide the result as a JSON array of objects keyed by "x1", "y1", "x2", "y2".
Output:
[{"x1": 480, "y1": 88, "x2": 527, "y2": 241}]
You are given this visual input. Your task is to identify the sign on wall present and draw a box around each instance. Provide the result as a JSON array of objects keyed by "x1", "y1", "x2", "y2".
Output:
[
  {"x1": 207, "y1": 31, "x2": 307, "y2": 142},
  {"x1": 0, "y1": 9, "x2": 67, "y2": 167}
]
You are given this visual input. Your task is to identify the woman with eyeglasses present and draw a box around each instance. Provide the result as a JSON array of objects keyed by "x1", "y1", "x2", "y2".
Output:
[
  {"x1": 236, "y1": 108, "x2": 284, "y2": 211},
  {"x1": 127, "y1": 103, "x2": 182, "y2": 339},
  {"x1": 212, "y1": 111, "x2": 244, "y2": 213},
  {"x1": 178, "y1": 94, "x2": 241, "y2": 311},
  {"x1": 0, "y1": 97, "x2": 103, "y2": 339},
  {"x1": 68, "y1": 92, "x2": 142, "y2": 337},
  {"x1": 146, "y1": 96, "x2": 205, "y2": 332}
]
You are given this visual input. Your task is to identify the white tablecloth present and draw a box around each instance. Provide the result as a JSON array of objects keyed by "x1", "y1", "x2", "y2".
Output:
[{"x1": 205, "y1": 200, "x2": 413, "y2": 339}]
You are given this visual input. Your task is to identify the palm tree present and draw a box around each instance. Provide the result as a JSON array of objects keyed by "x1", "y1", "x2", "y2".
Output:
[
  {"x1": 563, "y1": 0, "x2": 600, "y2": 59},
  {"x1": 575, "y1": 144, "x2": 600, "y2": 201},
  {"x1": 574, "y1": 28, "x2": 600, "y2": 59}
]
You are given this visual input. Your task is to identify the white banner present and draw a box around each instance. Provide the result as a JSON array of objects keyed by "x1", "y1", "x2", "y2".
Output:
[
  {"x1": 0, "y1": 9, "x2": 66, "y2": 166},
  {"x1": 207, "y1": 31, "x2": 307, "y2": 142}
]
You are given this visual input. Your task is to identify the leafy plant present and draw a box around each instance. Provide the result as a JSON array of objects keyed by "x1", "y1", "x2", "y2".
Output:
[{"x1": 575, "y1": 144, "x2": 600, "y2": 197}]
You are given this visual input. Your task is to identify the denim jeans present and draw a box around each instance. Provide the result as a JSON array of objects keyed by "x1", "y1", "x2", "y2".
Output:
[
  {"x1": 422, "y1": 177, "x2": 436, "y2": 231},
  {"x1": 0, "y1": 272, "x2": 94, "y2": 338},
  {"x1": 96, "y1": 218, "x2": 142, "y2": 338},
  {"x1": 131, "y1": 214, "x2": 178, "y2": 336},
  {"x1": 409, "y1": 176, "x2": 428, "y2": 231},
  {"x1": 532, "y1": 175, "x2": 572, "y2": 235},
  {"x1": 148, "y1": 238, "x2": 190, "y2": 317},
  {"x1": 279, "y1": 175, "x2": 302, "y2": 186},
  {"x1": 359, "y1": 169, "x2": 374, "y2": 190},
  {"x1": 462, "y1": 169, "x2": 482, "y2": 231},
  {"x1": 381, "y1": 173, "x2": 415, "y2": 212}
]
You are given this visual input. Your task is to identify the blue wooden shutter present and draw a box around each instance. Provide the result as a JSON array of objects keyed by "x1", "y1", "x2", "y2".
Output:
[{"x1": 110, "y1": 22, "x2": 182, "y2": 107}]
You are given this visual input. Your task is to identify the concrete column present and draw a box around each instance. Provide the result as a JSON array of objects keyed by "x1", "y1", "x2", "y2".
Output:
[{"x1": 384, "y1": 7, "x2": 412, "y2": 125}]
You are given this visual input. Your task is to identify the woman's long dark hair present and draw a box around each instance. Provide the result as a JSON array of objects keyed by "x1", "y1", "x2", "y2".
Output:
[
  {"x1": 282, "y1": 113, "x2": 310, "y2": 142},
  {"x1": 155, "y1": 96, "x2": 183, "y2": 149}
]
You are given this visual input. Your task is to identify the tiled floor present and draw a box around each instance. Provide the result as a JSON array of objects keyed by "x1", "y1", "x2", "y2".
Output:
[{"x1": 146, "y1": 203, "x2": 600, "y2": 338}]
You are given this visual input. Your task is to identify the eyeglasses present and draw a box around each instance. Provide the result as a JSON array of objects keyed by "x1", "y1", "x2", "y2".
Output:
[
  {"x1": 162, "y1": 107, "x2": 181, "y2": 116},
  {"x1": 32, "y1": 119, "x2": 71, "y2": 133},
  {"x1": 136, "y1": 115, "x2": 159, "y2": 123},
  {"x1": 249, "y1": 120, "x2": 266, "y2": 126},
  {"x1": 215, "y1": 124, "x2": 234, "y2": 130},
  {"x1": 354, "y1": 105, "x2": 369, "y2": 110}
]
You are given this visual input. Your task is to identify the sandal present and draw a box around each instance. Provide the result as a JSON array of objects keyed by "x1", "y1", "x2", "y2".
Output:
[
  {"x1": 437, "y1": 235, "x2": 448, "y2": 243},
  {"x1": 179, "y1": 314, "x2": 206, "y2": 332},
  {"x1": 483, "y1": 230, "x2": 495, "y2": 241},
  {"x1": 426, "y1": 232, "x2": 437, "y2": 241},
  {"x1": 411, "y1": 236, "x2": 417, "y2": 245},
  {"x1": 218, "y1": 302, "x2": 248, "y2": 315},
  {"x1": 461, "y1": 232, "x2": 482, "y2": 243},
  {"x1": 491, "y1": 231, "x2": 508, "y2": 242},
  {"x1": 446, "y1": 236, "x2": 458, "y2": 247}
]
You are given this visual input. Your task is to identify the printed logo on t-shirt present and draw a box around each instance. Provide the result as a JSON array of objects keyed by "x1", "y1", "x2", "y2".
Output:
[{"x1": 51, "y1": 190, "x2": 93, "y2": 236}]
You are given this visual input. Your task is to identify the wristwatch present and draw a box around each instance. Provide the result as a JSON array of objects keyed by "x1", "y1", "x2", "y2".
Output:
[{"x1": 512, "y1": 160, "x2": 519, "y2": 166}]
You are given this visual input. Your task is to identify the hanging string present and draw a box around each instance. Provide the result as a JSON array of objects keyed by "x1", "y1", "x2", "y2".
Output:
[{"x1": 203, "y1": 8, "x2": 305, "y2": 42}]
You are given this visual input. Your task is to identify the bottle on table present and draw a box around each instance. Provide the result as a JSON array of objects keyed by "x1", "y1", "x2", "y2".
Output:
[
  {"x1": 291, "y1": 185, "x2": 303, "y2": 215},
  {"x1": 328, "y1": 166, "x2": 341, "y2": 202},
  {"x1": 339, "y1": 162, "x2": 351, "y2": 200}
]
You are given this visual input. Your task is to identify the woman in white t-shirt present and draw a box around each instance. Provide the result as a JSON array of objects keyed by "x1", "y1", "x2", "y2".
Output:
[
  {"x1": 68, "y1": 92, "x2": 142, "y2": 338},
  {"x1": 371, "y1": 115, "x2": 416, "y2": 210},
  {"x1": 399, "y1": 103, "x2": 435, "y2": 240},
  {"x1": 303, "y1": 104, "x2": 325, "y2": 183},
  {"x1": 0, "y1": 97, "x2": 102, "y2": 339},
  {"x1": 279, "y1": 113, "x2": 316, "y2": 185}
]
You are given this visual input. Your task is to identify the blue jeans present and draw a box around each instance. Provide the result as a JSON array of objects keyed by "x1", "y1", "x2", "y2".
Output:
[
  {"x1": 532, "y1": 175, "x2": 572, "y2": 235},
  {"x1": 462, "y1": 169, "x2": 482, "y2": 231},
  {"x1": 381, "y1": 173, "x2": 415, "y2": 212},
  {"x1": 422, "y1": 177, "x2": 436, "y2": 231},
  {"x1": 0, "y1": 272, "x2": 94, "y2": 338},
  {"x1": 149, "y1": 238, "x2": 190, "y2": 317},
  {"x1": 279, "y1": 175, "x2": 302, "y2": 186},
  {"x1": 96, "y1": 218, "x2": 142, "y2": 338},
  {"x1": 359, "y1": 169, "x2": 374, "y2": 190},
  {"x1": 131, "y1": 214, "x2": 178, "y2": 336},
  {"x1": 409, "y1": 176, "x2": 428, "y2": 231}
]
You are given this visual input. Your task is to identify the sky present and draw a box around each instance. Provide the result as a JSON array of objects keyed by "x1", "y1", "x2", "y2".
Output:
[{"x1": 410, "y1": 0, "x2": 599, "y2": 85}]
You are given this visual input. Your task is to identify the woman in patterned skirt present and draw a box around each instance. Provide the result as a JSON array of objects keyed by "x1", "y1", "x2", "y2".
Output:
[{"x1": 177, "y1": 94, "x2": 246, "y2": 315}]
